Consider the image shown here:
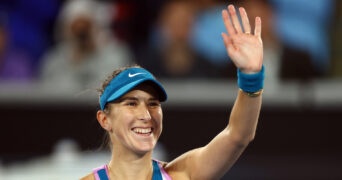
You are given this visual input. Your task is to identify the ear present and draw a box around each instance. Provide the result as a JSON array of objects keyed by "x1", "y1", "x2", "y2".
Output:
[{"x1": 97, "y1": 110, "x2": 112, "y2": 131}]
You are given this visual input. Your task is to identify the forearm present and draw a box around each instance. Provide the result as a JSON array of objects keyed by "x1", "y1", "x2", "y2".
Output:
[{"x1": 227, "y1": 89, "x2": 262, "y2": 144}]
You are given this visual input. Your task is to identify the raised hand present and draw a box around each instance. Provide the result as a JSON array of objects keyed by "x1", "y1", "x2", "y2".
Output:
[{"x1": 221, "y1": 5, "x2": 263, "y2": 74}]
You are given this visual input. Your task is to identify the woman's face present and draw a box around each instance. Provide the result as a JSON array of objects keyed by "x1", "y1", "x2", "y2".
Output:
[{"x1": 106, "y1": 84, "x2": 163, "y2": 155}]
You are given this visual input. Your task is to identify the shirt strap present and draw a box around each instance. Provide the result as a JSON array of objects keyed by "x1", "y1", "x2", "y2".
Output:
[
  {"x1": 152, "y1": 160, "x2": 163, "y2": 180},
  {"x1": 93, "y1": 165, "x2": 109, "y2": 180}
]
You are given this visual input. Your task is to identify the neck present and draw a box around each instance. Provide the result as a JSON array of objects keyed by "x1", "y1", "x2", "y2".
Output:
[{"x1": 108, "y1": 150, "x2": 153, "y2": 180}]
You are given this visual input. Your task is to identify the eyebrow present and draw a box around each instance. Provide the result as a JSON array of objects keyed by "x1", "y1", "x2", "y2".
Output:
[{"x1": 117, "y1": 96, "x2": 159, "y2": 103}]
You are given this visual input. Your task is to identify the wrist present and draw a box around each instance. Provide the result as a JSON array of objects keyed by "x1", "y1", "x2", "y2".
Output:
[
  {"x1": 237, "y1": 65, "x2": 265, "y2": 93},
  {"x1": 239, "y1": 88, "x2": 263, "y2": 97}
]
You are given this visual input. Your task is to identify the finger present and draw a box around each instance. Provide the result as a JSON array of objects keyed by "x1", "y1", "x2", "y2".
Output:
[
  {"x1": 221, "y1": 32, "x2": 230, "y2": 48},
  {"x1": 254, "y1": 16, "x2": 262, "y2": 37},
  {"x1": 222, "y1": 9, "x2": 236, "y2": 35},
  {"x1": 221, "y1": 33, "x2": 236, "y2": 53},
  {"x1": 239, "y1": 7, "x2": 251, "y2": 34},
  {"x1": 228, "y1": 5, "x2": 242, "y2": 34}
]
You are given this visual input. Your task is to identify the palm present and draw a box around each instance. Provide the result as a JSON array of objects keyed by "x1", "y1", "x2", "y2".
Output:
[{"x1": 222, "y1": 5, "x2": 263, "y2": 74}]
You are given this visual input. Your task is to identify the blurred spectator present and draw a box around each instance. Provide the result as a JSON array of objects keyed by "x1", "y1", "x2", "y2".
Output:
[
  {"x1": 189, "y1": 0, "x2": 229, "y2": 67},
  {"x1": 137, "y1": 0, "x2": 221, "y2": 79},
  {"x1": 39, "y1": 0, "x2": 133, "y2": 91},
  {"x1": 241, "y1": 0, "x2": 324, "y2": 82},
  {"x1": 0, "y1": 16, "x2": 34, "y2": 82},
  {"x1": 110, "y1": 1, "x2": 167, "y2": 54},
  {"x1": 270, "y1": 0, "x2": 335, "y2": 77},
  {"x1": 0, "y1": 0, "x2": 61, "y2": 78}
]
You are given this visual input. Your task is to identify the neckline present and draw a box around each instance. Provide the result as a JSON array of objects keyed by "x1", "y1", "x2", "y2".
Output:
[{"x1": 105, "y1": 160, "x2": 161, "y2": 180}]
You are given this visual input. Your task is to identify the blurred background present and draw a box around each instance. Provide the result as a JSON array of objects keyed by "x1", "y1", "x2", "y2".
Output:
[{"x1": 0, "y1": 0, "x2": 341, "y2": 179}]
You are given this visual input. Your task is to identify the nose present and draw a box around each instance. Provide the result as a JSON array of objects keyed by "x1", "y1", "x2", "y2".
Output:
[{"x1": 137, "y1": 104, "x2": 152, "y2": 121}]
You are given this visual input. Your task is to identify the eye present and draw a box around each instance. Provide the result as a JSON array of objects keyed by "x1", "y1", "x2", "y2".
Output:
[
  {"x1": 149, "y1": 101, "x2": 161, "y2": 108},
  {"x1": 126, "y1": 101, "x2": 137, "y2": 106}
]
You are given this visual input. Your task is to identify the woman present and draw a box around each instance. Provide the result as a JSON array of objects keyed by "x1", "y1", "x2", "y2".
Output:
[{"x1": 81, "y1": 4, "x2": 264, "y2": 180}]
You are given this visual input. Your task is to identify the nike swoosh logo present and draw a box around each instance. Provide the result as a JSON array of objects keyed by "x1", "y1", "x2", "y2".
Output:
[{"x1": 128, "y1": 72, "x2": 146, "y2": 78}]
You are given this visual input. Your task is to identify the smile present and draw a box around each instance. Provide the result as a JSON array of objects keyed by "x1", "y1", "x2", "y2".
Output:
[{"x1": 132, "y1": 127, "x2": 153, "y2": 135}]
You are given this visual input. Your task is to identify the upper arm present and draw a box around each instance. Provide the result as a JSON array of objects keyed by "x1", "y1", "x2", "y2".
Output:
[
  {"x1": 166, "y1": 131, "x2": 247, "y2": 180},
  {"x1": 190, "y1": 130, "x2": 249, "y2": 179},
  {"x1": 166, "y1": 92, "x2": 261, "y2": 179}
]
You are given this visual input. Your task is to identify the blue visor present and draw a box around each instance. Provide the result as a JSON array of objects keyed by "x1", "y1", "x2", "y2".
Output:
[{"x1": 99, "y1": 68, "x2": 167, "y2": 110}]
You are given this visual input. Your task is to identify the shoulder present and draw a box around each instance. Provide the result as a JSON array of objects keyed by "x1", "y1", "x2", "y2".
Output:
[
  {"x1": 154, "y1": 159, "x2": 168, "y2": 167},
  {"x1": 80, "y1": 173, "x2": 95, "y2": 180},
  {"x1": 163, "y1": 149, "x2": 201, "y2": 180}
]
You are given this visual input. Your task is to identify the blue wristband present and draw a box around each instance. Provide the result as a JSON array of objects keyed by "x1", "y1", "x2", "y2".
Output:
[{"x1": 237, "y1": 65, "x2": 265, "y2": 93}]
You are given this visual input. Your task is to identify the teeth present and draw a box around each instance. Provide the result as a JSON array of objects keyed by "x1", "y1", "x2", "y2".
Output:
[{"x1": 133, "y1": 128, "x2": 152, "y2": 134}]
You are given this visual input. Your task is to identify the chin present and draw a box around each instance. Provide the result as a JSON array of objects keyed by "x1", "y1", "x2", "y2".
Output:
[{"x1": 134, "y1": 143, "x2": 156, "y2": 155}]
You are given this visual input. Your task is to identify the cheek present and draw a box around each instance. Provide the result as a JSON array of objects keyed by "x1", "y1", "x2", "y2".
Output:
[
  {"x1": 110, "y1": 114, "x2": 133, "y2": 142},
  {"x1": 153, "y1": 109, "x2": 163, "y2": 132},
  {"x1": 111, "y1": 113, "x2": 132, "y2": 129},
  {"x1": 153, "y1": 107, "x2": 163, "y2": 120},
  {"x1": 109, "y1": 109, "x2": 129, "y2": 131}
]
